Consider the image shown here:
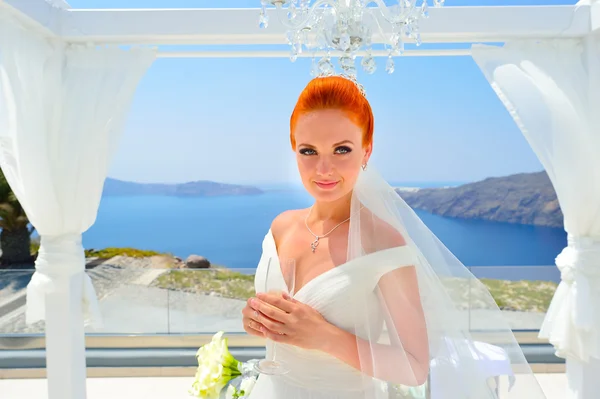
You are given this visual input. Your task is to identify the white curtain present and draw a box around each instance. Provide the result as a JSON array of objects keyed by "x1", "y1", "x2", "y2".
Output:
[
  {"x1": 0, "y1": 10, "x2": 155, "y2": 399},
  {"x1": 471, "y1": 36, "x2": 600, "y2": 398}
]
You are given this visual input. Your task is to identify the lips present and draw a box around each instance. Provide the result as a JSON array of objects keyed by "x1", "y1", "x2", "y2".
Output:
[{"x1": 315, "y1": 181, "x2": 339, "y2": 189}]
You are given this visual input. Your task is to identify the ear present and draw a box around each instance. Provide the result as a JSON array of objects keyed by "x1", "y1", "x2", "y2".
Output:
[{"x1": 363, "y1": 142, "x2": 373, "y2": 165}]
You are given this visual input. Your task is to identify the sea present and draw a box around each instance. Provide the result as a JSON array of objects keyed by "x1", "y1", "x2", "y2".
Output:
[{"x1": 81, "y1": 183, "x2": 567, "y2": 283}]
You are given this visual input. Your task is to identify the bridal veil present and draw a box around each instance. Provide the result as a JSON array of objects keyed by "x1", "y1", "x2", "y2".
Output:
[{"x1": 344, "y1": 165, "x2": 546, "y2": 398}]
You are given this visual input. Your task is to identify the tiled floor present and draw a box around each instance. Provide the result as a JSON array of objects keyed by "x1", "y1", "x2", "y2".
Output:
[{"x1": 0, "y1": 374, "x2": 566, "y2": 399}]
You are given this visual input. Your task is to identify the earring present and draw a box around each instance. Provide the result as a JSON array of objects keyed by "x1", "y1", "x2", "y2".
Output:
[{"x1": 362, "y1": 164, "x2": 367, "y2": 171}]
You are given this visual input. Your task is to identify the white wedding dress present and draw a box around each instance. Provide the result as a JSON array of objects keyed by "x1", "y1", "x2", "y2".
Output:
[
  {"x1": 247, "y1": 229, "x2": 420, "y2": 399},
  {"x1": 246, "y1": 166, "x2": 547, "y2": 399}
]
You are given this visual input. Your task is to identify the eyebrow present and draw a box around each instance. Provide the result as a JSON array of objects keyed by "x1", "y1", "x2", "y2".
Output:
[{"x1": 297, "y1": 140, "x2": 355, "y2": 148}]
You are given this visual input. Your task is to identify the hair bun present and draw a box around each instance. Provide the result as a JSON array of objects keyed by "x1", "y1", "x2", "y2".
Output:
[{"x1": 315, "y1": 73, "x2": 367, "y2": 98}]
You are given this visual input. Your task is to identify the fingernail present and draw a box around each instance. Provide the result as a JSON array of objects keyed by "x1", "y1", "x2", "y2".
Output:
[{"x1": 250, "y1": 298, "x2": 257, "y2": 307}]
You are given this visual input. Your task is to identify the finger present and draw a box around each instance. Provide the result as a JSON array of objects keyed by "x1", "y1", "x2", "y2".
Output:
[
  {"x1": 242, "y1": 305, "x2": 258, "y2": 319},
  {"x1": 244, "y1": 315, "x2": 267, "y2": 336},
  {"x1": 244, "y1": 322, "x2": 262, "y2": 336},
  {"x1": 253, "y1": 299, "x2": 289, "y2": 324},
  {"x1": 259, "y1": 315, "x2": 288, "y2": 334},
  {"x1": 245, "y1": 318, "x2": 265, "y2": 335},
  {"x1": 250, "y1": 297, "x2": 288, "y2": 323},
  {"x1": 245, "y1": 326, "x2": 264, "y2": 338},
  {"x1": 262, "y1": 328, "x2": 289, "y2": 343},
  {"x1": 243, "y1": 303, "x2": 270, "y2": 322},
  {"x1": 256, "y1": 292, "x2": 296, "y2": 313},
  {"x1": 281, "y1": 292, "x2": 298, "y2": 302}
]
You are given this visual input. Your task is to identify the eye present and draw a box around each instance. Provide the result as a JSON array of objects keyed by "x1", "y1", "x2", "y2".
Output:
[
  {"x1": 299, "y1": 148, "x2": 316, "y2": 156},
  {"x1": 335, "y1": 146, "x2": 352, "y2": 154}
]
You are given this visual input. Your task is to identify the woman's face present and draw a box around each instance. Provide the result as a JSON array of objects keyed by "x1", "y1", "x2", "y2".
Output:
[{"x1": 293, "y1": 109, "x2": 372, "y2": 203}]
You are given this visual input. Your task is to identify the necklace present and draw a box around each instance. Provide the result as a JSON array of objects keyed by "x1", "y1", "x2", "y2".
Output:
[{"x1": 304, "y1": 205, "x2": 361, "y2": 253}]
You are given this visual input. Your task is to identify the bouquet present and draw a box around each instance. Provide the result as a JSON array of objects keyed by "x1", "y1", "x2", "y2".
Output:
[{"x1": 189, "y1": 331, "x2": 259, "y2": 399}]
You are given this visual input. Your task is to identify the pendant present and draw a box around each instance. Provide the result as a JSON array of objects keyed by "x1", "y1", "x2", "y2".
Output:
[{"x1": 310, "y1": 237, "x2": 320, "y2": 253}]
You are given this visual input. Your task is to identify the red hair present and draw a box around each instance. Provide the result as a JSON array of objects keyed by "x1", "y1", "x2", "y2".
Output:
[{"x1": 290, "y1": 76, "x2": 374, "y2": 149}]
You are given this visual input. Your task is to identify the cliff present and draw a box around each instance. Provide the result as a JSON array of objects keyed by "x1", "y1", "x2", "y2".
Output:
[
  {"x1": 103, "y1": 178, "x2": 263, "y2": 197},
  {"x1": 397, "y1": 171, "x2": 563, "y2": 227}
]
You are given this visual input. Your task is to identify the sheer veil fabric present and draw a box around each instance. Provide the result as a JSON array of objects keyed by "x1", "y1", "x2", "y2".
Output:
[
  {"x1": 249, "y1": 165, "x2": 546, "y2": 398},
  {"x1": 347, "y1": 165, "x2": 546, "y2": 398}
]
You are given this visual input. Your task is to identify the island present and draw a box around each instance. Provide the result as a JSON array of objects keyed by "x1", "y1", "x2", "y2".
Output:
[
  {"x1": 397, "y1": 171, "x2": 563, "y2": 228},
  {"x1": 102, "y1": 178, "x2": 264, "y2": 197}
]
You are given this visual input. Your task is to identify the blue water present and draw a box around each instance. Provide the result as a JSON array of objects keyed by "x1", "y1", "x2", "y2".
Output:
[{"x1": 82, "y1": 190, "x2": 567, "y2": 273}]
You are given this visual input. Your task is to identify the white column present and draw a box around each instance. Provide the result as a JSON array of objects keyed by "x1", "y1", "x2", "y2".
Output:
[
  {"x1": 472, "y1": 35, "x2": 600, "y2": 399},
  {"x1": 564, "y1": 28, "x2": 600, "y2": 399},
  {"x1": 0, "y1": 9, "x2": 156, "y2": 399}
]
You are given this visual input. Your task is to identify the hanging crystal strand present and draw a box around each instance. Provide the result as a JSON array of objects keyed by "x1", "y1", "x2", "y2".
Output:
[
  {"x1": 385, "y1": 50, "x2": 395, "y2": 74},
  {"x1": 288, "y1": 0, "x2": 298, "y2": 20},
  {"x1": 406, "y1": 13, "x2": 422, "y2": 46},
  {"x1": 290, "y1": 48, "x2": 299, "y2": 62},
  {"x1": 258, "y1": 0, "x2": 444, "y2": 75},
  {"x1": 361, "y1": 47, "x2": 376, "y2": 74},
  {"x1": 390, "y1": 25, "x2": 401, "y2": 54},
  {"x1": 318, "y1": 50, "x2": 336, "y2": 75},
  {"x1": 290, "y1": 31, "x2": 302, "y2": 62},
  {"x1": 340, "y1": 51, "x2": 356, "y2": 77},
  {"x1": 335, "y1": 10, "x2": 351, "y2": 53},
  {"x1": 413, "y1": 26, "x2": 422, "y2": 46},
  {"x1": 339, "y1": 32, "x2": 351, "y2": 51},
  {"x1": 310, "y1": 54, "x2": 320, "y2": 77},
  {"x1": 295, "y1": 40, "x2": 303, "y2": 56},
  {"x1": 287, "y1": 30, "x2": 296, "y2": 45},
  {"x1": 359, "y1": 26, "x2": 374, "y2": 74},
  {"x1": 259, "y1": 1, "x2": 269, "y2": 29},
  {"x1": 399, "y1": 36, "x2": 406, "y2": 55},
  {"x1": 421, "y1": 0, "x2": 429, "y2": 18},
  {"x1": 395, "y1": 27, "x2": 405, "y2": 56},
  {"x1": 300, "y1": 0, "x2": 310, "y2": 13},
  {"x1": 404, "y1": 20, "x2": 413, "y2": 39}
]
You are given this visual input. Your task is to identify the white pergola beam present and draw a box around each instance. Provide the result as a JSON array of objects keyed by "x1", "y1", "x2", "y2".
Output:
[
  {"x1": 56, "y1": 6, "x2": 591, "y2": 46},
  {"x1": 156, "y1": 48, "x2": 471, "y2": 58},
  {"x1": 0, "y1": 0, "x2": 57, "y2": 37},
  {"x1": 591, "y1": 1, "x2": 600, "y2": 33}
]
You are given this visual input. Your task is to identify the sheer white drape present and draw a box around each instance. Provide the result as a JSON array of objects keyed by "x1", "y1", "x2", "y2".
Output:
[
  {"x1": 472, "y1": 35, "x2": 600, "y2": 399},
  {"x1": 0, "y1": 10, "x2": 155, "y2": 399}
]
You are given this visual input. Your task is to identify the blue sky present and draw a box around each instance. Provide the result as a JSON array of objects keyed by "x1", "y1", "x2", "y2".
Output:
[{"x1": 67, "y1": 0, "x2": 577, "y2": 185}]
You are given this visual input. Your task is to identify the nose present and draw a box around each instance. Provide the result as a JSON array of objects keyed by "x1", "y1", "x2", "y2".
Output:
[{"x1": 316, "y1": 156, "x2": 333, "y2": 176}]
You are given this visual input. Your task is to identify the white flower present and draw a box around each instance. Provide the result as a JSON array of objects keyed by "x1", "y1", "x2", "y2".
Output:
[{"x1": 189, "y1": 331, "x2": 243, "y2": 398}]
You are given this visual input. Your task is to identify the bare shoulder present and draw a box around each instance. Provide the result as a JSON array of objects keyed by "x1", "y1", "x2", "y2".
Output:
[
  {"x1": 270, "y1": 209, "x2": 306, "y2": 246},
  {"x1": 376, "y1": 218, "x2": 407, "y2": 247},
  {"x1": 362, "y1": 209, "x2": 407, "y2": 252}
]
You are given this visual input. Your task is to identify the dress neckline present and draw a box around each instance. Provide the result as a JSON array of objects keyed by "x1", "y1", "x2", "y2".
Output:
[{"x1": 266, "y1": 229, "x2": 410, "y2": 297}]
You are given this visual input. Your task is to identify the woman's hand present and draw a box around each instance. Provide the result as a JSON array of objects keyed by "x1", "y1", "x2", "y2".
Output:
[
  {"x1": 241, "y1": 297, "x2": 268, "y2": 338},
  {"x1": 248, "y1": 292, "x2": 335, "y2": 351}
]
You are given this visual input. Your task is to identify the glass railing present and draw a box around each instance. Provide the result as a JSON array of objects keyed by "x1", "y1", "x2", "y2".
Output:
[
  {"x1": 468, "y1": 265, "x2": 559, "y2": 333},
  {"x1": 0, "y1": 265, "x2": 559, "y2": 337},
  {"x1": 0, "y1": 268, "x2": 34, "y2": 335}
]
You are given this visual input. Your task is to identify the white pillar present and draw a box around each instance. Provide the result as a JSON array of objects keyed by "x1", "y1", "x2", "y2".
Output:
[
  {"x1": 0, "y1": 10, "x2": 156, "y2": 399},
  {"x1": 472, "y1": 35, "x2": 600, "y2": 399},
  {"x1": 45, "y1": 266, "x2": 87, "y2": 398},
  {"x1": 563, "y1": 27, "x2": 600, "y2": 399}
]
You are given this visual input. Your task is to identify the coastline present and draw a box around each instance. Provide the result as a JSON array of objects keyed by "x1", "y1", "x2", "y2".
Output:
[{"x1": 0, "y1": 249, "x2": 558, "y2": 335}]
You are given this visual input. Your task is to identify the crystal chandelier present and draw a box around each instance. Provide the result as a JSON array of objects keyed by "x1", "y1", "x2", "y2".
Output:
[{"x1": 258, "y1": 0, "x2": 445, "y2": 76}]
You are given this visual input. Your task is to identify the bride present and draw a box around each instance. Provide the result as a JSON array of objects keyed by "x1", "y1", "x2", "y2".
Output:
[{"x1": 241, "y1": 75, "x2": 546, "y2": 398}]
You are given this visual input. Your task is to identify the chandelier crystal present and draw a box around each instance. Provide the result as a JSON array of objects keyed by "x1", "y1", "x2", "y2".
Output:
[{"x1": 258, "y1": 0, "x2": 445, "y2": 76}]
